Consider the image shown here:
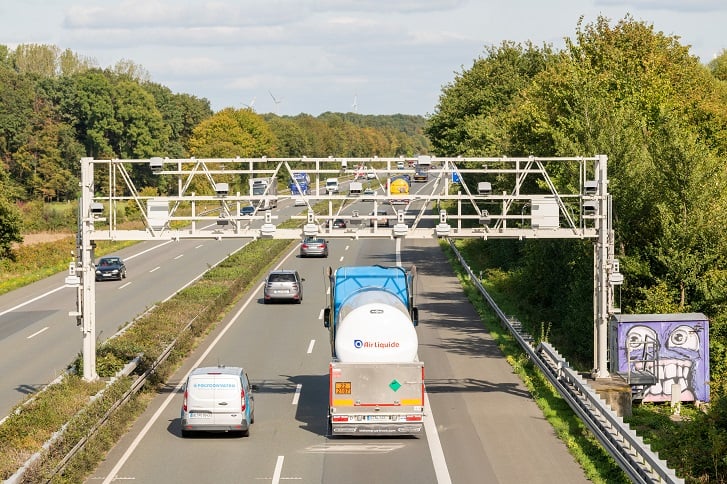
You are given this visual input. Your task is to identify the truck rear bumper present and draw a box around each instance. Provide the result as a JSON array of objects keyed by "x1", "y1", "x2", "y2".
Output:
[{"x1": 330, "y1": 422, "x2": 423, "y2": 436}]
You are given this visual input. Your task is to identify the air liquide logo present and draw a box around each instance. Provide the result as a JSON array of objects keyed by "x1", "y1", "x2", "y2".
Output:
[{"x1": 353, "y1": 339, "x2": 400, "y2": 349}]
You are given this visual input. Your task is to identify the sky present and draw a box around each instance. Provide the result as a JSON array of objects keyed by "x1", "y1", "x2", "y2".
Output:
[{"x1": 1, "y1": 1, "x2": 725, "y2": 117}]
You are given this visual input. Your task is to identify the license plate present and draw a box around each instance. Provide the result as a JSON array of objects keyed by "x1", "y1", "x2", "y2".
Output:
[
  {"x1": 189, "y1": 412, "x2": 211, "y2": 419},
  {"x1": 366, "y1": 415, "x2": 390, "y2": 421},
  {"x1": 274, "y1": 290, "x2": 288, "y2": 294}
]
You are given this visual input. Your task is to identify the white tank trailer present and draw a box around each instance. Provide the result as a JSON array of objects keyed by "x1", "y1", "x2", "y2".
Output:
[{"x1": 324, "y1": 265, "x2": 424, "y2": 436}]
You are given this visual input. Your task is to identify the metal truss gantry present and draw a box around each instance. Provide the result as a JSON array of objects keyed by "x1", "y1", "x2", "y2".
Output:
[{"x1": 68, "y1": 155, "x2": 620, "y2": 381}]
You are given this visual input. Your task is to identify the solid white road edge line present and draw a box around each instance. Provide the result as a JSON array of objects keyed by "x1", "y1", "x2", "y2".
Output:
[
  {"x1": 398, "y1": 237, "x2": 451, "y2": 483},
  {"x1": 424, "y1": 389, "x2": 452, "y2": 484}
]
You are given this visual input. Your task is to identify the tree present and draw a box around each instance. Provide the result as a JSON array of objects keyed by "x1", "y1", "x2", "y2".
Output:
[
  {"x1": 0, "y1": 197, "x2": 22, "y2": 259},
  {"x1": 12, "y1": 44, "x2": 60, "y2": 77},
  {"x1": 0, "y1": 67, "x2": 35, "y2": 157},
  {"x1": 143, "y1": 82, "x2": 212, "y2": 157},
  {"x1": 188, "y1": 108, "x2": 277, "y2": 157},
  {"x1": 111, "y1": 59, "x2": 150, "y2": 83},
  {"x1": 426, "y1": 41, "x2": 553, "y2": 156},
  {"x1": 188, "y1": 108, "x2": 278, "y2": 195},
  {"x1": 111, "y1": 80, "x2": 169, "y2": 158},
  {"x1": 708, "y1": 49, "x2": 727, "y2": 81},
  {"x1": 68, "y1": 70, "x2": 120, "y2": 158}
]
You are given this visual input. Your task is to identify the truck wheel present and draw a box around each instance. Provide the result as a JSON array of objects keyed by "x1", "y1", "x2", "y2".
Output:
[{"x1": 181, "y1": 429, "x2": 191, "y2": 438}]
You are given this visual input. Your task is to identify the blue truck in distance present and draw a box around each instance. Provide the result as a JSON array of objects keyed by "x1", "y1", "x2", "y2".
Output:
[{"x1": 289, "y1": 172, "x2": 311, "y2": 195}]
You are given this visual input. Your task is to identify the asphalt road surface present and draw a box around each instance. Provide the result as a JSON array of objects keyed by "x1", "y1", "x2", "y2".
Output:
[{"x1": 87, "y1": 237, "x2": 589, "y2": 484}]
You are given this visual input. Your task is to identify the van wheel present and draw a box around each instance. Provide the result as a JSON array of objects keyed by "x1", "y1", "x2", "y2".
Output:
[
  {"x1": 241, "y1": 428, "x2": 250, "y2": 437},
  {"x1": 181, "y1": 429, "x2": 191, "y2": 438}
]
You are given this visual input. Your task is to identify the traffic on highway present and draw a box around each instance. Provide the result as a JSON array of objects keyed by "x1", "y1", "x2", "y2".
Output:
[{"x1": 0, "y1": 177, "x2": 590, "y2": 483}]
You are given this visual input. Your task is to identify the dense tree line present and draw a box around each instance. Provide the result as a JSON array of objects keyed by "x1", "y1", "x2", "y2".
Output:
[
  {"x1": 0, "y1": 43, "x2": 429, "y2": 254},
  {"x1": 426, "y1": 15, "x2": 727, "y2": 481}
]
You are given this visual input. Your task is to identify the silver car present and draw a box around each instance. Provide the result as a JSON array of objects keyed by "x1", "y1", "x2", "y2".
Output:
[
  {"x1": 300, "y1": 237, "x2": 329, "y2": 258},
  {"x1": 263, "y1": 270, "x2": 303, "y2": 304}
]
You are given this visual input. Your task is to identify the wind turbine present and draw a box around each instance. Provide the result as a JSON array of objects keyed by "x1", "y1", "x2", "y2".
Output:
[
  {"x1": 242, "y1": 96, "x2": 256, "y2": 111},
  {"x1": 268, "y1": 90, "x2": 283, "y2": 115},
  {"x1": 352, "y1": 93, "x2": 358, "y2": 113}
]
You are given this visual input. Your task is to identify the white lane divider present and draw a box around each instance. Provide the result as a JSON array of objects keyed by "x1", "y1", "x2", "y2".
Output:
[
  {"x1": 307, "y1": 339, "x2": 315, "y2": 354},
  {"x1": 292, "y1": 384, "x2": 302, "y2": 405},
  {"x1": 27, "y1": 327, "x2": 49, "y2": 339},
  {"x1": 272, "y1": 456, "x2": 284, "y2": 484}
]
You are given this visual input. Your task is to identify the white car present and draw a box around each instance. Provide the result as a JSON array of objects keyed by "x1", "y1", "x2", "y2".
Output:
[{"x1": 293, "y1": 197, "x2": 306, "y2": 206}]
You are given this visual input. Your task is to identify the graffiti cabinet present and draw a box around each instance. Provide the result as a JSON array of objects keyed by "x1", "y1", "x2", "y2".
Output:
[{"x1": 609, "y1": 313, "x2": 710, "y2": 403}]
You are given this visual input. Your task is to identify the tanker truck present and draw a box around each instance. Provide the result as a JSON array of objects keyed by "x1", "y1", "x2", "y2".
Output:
[{"x1": 323, "y1": 265, "x2": 424, "y2": 436}]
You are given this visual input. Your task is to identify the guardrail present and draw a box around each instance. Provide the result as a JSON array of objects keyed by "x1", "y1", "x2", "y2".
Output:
[{"x1": 448, "y1": 239, "x2": 683, "y2": 484}]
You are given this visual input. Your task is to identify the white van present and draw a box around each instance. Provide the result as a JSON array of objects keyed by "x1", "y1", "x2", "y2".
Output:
[
  {"x1": 325, "y1": 177, "x2": 339, "y2": 194},
  {"x1": 181, "y1": 366, "x2": 255, "y2": 437}
]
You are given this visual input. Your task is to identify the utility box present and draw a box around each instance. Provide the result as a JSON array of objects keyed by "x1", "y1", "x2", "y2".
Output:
[
  {"x1": 609, "y1": 313, "x2": 710, "y2": 403},
  {"x1": 477, "y1": 182, "x2": 492, "y2": 195},
  {"x1": 531, "y1": 196, "x2": 559, "y2": 229}
]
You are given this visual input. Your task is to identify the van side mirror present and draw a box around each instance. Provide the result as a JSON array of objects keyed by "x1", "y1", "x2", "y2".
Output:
[{"x1": 323, "y1": 307, "x2": 331, "y2": 328}]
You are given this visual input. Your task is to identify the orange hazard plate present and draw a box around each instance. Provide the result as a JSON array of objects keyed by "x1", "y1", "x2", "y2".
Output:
[{"x1": 335, "y1": 381, "x2": 351, "y2": 394}]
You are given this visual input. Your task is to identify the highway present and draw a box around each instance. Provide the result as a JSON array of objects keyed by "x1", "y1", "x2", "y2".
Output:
[
  {"x1": 87, "y1": 236, "x2": 589, "y2": 483},
  {"x1": 1, "y1": 176, "x2": 590, "y2": 482},
  {"x1": 0, "y1": 235, "x2": 252, "y2": 418}
]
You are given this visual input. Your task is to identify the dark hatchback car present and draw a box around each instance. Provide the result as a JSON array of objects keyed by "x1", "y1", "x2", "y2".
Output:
[
  {"x1": 263, "y1": 270, "x2": 303, "y2": 304},
  {"x1": 300, "y1": 237, "x2": 329, "y2": 258},
  {"x1": 95, "y1": 256, "x2": 127, "y2": 281},
  {"x1": 240, "y1": 205, "x2": 255, "y2": 216},
  {"x1": 327, "y1": 218, "x2": 347, "y2": 229}
]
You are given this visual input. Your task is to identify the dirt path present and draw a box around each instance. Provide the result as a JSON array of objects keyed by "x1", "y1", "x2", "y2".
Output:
[{"x1": 16, "y1": 232, "x2": 74, "y2": 247}]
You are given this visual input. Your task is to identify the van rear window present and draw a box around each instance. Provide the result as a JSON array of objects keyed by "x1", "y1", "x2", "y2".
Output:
[{"x1": 269, "y1": 274, "x2": 295, "y2": 282}]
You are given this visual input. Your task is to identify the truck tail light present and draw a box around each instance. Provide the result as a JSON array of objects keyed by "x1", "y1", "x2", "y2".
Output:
[
  {"x1": 405, "y1": 415, "x2": 422, "y2": 422},
  {"x1": 332, "y1": 416, "x2": 349, "y2": 422}
]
